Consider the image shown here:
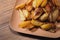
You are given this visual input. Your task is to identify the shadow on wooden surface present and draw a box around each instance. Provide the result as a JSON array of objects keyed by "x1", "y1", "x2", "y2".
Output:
[{"x1": 9, "y1": 27, "x2": 60, "y2": 40}]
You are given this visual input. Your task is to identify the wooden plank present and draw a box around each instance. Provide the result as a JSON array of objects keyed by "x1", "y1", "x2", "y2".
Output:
[{"x1": 0, "y1": 0, "x2": 16, "y2": 24}]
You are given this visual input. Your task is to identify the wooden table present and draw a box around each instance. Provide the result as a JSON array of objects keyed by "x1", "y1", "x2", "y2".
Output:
[{"x1": 0, "y1": 0, "x2": 38, "y2": 40}]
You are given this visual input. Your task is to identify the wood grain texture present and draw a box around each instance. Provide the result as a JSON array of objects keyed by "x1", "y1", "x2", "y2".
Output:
[
  {"x1": 0, "y1": 0, "x2": 38, "y2": 40},
  {"x1": 0, "y1": 0, "x2": 15, "y2": 24}
]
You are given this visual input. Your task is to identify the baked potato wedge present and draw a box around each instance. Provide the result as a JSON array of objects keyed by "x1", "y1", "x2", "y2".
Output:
[
  {"x1": 19, "y1": 21, "x2": 31, "y2": 28},
  {"x1": 39, "y1": 13, "x2": 49, "y2": 21},
  {"x1": 18, "y1": 9, "x2": 26, "y2": 21},
  {"x1": 52, "y1": 9, "x2": 59, "y2": 22},
  {"x1": 40, "y1": 24, "x2": 52, "y2": 30},
  {"x1": 15, "y1": 3, "x2": 25, "y2": 9},
  {"x1": 22, "y1": 9, "x2": 30, "y2": 18},
  {"x1": 32, "y1": 0, "x2": 43, "y2": 8},
  {"x1": 41, "y1": 0, "x2": 47, "y2": 7},
  {"x1": 31, "y1": 20, "x2": 44, "y2": 26}
]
